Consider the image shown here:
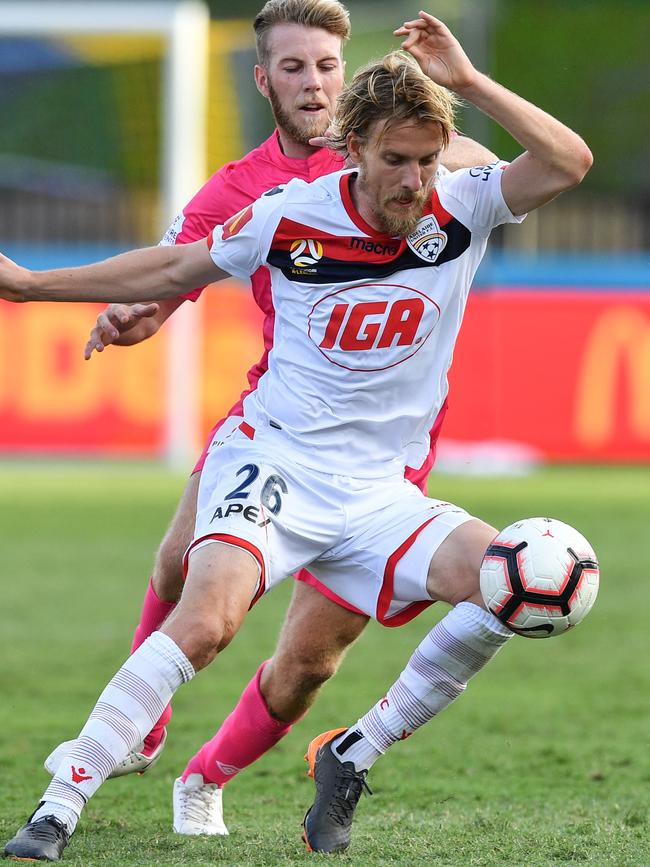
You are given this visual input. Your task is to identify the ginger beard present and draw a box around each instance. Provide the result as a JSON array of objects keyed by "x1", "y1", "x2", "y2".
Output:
[
  {"x1": 356, "y1": 164, "x2": 430, "y2": 237},
  {"x1": 268, "y1": 78, "x2": 333, "y2": 147}
]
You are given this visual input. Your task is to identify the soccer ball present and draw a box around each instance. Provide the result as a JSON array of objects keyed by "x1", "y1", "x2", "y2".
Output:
[{"x1": 480, "y1": 517, "x2": 599, "y2": 638}]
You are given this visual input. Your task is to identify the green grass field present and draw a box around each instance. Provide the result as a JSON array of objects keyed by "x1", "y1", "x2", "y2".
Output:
[{"x1": 1, "y1": 463, "x2": 648, "y2": 866}]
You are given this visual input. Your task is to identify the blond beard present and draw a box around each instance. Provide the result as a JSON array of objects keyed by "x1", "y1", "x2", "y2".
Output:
[
  {"x1": 357, "y1": 174, "x2": 428, "y2": 237},
  {"x1": 375, "y1": 200, "x2": 426, "y2": 237},
  {"x1": 268, "y1": 80, "x2": 330, "y2": 147}
]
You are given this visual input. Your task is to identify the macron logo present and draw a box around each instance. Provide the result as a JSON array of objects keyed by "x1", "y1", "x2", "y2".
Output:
[{"x1": 71, "y1": 766, "x2": 93, "y2": 783}]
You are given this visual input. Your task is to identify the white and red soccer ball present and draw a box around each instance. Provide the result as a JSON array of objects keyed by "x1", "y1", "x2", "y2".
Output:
[{"x1": 480, "y1": 517, "x2": 599, "y2": 638}]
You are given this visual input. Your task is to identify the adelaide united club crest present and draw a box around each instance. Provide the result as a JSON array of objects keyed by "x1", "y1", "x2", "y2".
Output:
[{"x1": 406, "y1": 214, "x2": 447, "y2": 263}]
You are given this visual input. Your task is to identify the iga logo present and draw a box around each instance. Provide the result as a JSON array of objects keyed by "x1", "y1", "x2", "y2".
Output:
[
  {"x1": 406, "y1": 215, "x2": 447, "y2": 263},
  {"x1": 290, "y1": 239, "x2": 323, "y2": 268},
  {"x1": 308, "y1": 282, "x2": 440, "y2": 371}
]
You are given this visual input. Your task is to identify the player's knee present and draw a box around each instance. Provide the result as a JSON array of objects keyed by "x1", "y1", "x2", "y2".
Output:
[
  {"x1": 213, "y1": 613, "x2": 240, "y2": 653},
  {"x1": 167, "y1": 617, "x2": 233, "y2": 671},
  {"x1": 427, "y1": 518, "x2": 496, "y2": 606}
]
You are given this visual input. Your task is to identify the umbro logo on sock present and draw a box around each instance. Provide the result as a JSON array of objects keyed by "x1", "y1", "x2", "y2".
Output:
[
  {"x1": 216, "y1": 761, "x2": 242, "y2": 776},
  {"x1": 71, "y1": 766, "x2": 93, "y2": 783}
]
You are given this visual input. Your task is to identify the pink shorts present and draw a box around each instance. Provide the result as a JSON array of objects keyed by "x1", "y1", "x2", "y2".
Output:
[{"x1": 190, "y1": 399, "x2": 448, "y2": 622}]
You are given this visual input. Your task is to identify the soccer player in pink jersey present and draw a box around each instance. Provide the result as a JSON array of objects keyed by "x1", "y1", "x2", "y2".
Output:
[
  {"x1": 1, "y1": 9, "x2": 591, "y2": 859},
  {"x1": 44, "y1": 0, "x2": 495, "y2": 838}
]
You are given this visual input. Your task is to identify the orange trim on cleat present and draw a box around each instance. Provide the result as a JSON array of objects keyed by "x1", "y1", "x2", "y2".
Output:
[{"x1": 304, "y1": 728, "x2": 347, "y2": 779}]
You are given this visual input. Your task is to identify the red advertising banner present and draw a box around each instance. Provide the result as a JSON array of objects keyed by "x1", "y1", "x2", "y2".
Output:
[
  {"x1": 0, "y1": 284, "x2": 648, "y2": 461},
  {"x1": 445, "y1": 289, "x2": 650, "y2": 461},
  {"x1": 0, "y1": 282, "x2": 264, "y2": 456}
]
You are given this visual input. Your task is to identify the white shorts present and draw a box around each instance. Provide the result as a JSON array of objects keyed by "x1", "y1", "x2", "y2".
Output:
[{"x1": 185, "y1": 420, "x2": 473, "y2": 625}]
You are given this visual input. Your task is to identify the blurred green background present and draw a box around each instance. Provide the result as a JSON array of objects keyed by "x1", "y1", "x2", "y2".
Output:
[{"x1": 1, "y1": 0, "x2": 648, "y2": 247}]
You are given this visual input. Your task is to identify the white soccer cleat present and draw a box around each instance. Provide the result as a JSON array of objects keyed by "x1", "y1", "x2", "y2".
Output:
[
  {"x1": 44, "y1": 730, "x2": 167, "y2": 779},
  {"x1": 172, "y1": 774, "x2": 229, "y2": 836}
]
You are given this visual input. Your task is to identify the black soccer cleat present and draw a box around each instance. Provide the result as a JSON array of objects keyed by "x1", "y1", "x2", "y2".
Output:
[
  {"x1": 302, "y1": 728, "x2": 372, "y2": 854},
  {"x1": 4, "y1": 810, "x2": 70, "y2": 862}
]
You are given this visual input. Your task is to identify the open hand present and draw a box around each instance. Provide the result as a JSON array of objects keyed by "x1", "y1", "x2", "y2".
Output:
[
  {"x1": 394, "y1": 12, "x2": 477, "y2": 92},
  {"x1": 84, "y1": 302, "x2": 159, "y2": 359}
]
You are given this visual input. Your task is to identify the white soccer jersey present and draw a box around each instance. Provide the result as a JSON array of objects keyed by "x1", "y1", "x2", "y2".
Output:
[{"x1": 207, "y1": 163, "x2": 523, "y2": 478}]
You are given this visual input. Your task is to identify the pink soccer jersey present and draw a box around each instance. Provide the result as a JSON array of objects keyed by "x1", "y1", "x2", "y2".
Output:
[{"x1": 160, "y1": 131, "x2": 342, "y2": 415}]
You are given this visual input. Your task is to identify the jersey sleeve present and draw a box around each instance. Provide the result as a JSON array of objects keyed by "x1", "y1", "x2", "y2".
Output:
[
  {"x1": 436, "y1": 160, "x2": 526, "y2": 236},
  {"x1": 158, "y1": 169, "x2": 237, "y2": 301},
  {"x1": 207, "y1": 187, "x2": 285, "y2": 280}
]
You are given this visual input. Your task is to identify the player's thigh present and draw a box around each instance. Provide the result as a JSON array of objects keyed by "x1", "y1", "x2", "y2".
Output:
[
  {"x1": 153, "y1": 417, "x2": 238, "y2": 586},
  {"x1": 272, "y1": 579, "x2": 369, "y2": 676},
  {"x1": 426, "y1": 518, "x2": 497, "y2": 607},
  {"x1": 154, "y1": 470, "x2": 201, "y2": 582},
  {"x1": 162, "y1": 540, "x2": 260, "y2": 670}
]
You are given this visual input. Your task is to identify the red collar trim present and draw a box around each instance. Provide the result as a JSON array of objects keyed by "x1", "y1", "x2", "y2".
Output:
[{"x1": 339, "y1": 172, "x2": 397, "y2": 240}]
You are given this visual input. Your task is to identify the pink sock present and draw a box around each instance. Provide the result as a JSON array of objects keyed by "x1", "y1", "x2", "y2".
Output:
[
  {"x1": 182, "y1": 661, "x2": 293, "y2": 786},
  {"x1": 131, "y1": 578, "x2": 177, "y2": 754}
]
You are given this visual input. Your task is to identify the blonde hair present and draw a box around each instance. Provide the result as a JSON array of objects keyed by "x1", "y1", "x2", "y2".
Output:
[
  {"x1": 329, "y1": 52, "x2": 458, "y2": 157},
  {"x1": 254, "y1": 0, "x2": 351, "y2": 66}
]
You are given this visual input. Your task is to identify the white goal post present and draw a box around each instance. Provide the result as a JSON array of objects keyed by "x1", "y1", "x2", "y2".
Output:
[{"x1": 0, "y1": 0, "x2": 210, "y2": 469}]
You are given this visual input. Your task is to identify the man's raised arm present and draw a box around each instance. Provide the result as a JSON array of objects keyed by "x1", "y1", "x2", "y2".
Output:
[
  {"x1": 0, "y1": 239, "x2": 227, "y2": 304},
  {"x1": 397, "y1": 12, "x2": 593, "y2": 215}
]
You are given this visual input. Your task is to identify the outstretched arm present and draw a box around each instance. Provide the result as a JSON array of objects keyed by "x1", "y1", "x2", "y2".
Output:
[
  {"x1": 0, "y1": 240, "x2": 226, "y2": 304},
  {"x1": 396, "y1": 12, "x2": 593, "y2": 215}
]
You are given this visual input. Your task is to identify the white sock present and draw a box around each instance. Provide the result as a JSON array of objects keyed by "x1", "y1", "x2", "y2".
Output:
[
  {"x1": 332, "y1": 728, "x2": 381, "y2": 772},
  {"x1": 37, "y1": 632, "x2": 194, "y2": 823},
  {"x1": 31, "y1": 802, "x2": 80, "y2": 835},
  {"x1": 335, "y1": 603, "x2": 512, "y2": 771}
]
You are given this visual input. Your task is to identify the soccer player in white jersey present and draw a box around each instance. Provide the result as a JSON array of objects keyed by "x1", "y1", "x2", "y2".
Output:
[
  {"x1": 48, "y1": 0, "x2": 496, "y2": 839},
  {"x1": 1, "y1": 10, "x2": 591, "y2": 861}
]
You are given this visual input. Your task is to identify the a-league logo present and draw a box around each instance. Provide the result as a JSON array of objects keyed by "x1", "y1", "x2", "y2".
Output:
[
  {"x1": 407, "y1": 215, "x2": 447, "y2": 263},
  {"x1": 290, "y1": 239, "x2": 323, "y2": 268}
]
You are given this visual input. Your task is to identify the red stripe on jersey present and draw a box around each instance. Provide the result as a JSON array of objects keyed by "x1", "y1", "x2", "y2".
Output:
[
  {"x1": 375, "y1": 515, "x2": 441, "y2": 626},
  {"x1": 340, "y1": 171, "x2": 454, "y2": 233},
  {"x1": 430, "y1": 189, "x2": 454, "y2": 228},
  {"x1": 340, "y1": 172, "x2": 392, "y2": 238},
  {"x1": 272, "y1": 217, "x2": 407, "y2": 265},
  {"x1": 270, "y1": 172, "x2": 455, "y2": 268},
  {"x1": 238, "y1": 421, "x2": 256, "y2": 440},
  {"x1": 222, "y1": 204, "x2": 254, "y2": 240}
]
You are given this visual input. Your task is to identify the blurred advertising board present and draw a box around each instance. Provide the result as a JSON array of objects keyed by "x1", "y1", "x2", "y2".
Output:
[
  {"x1": 1, "y1": 277, "x2": 649, "y2": 462},
  {"x1": 445, "y1": 288, "x2": 650, "y2": 462},
  {"x1": 0, "y1": 281, "x2": 263, "y2": 457}
]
